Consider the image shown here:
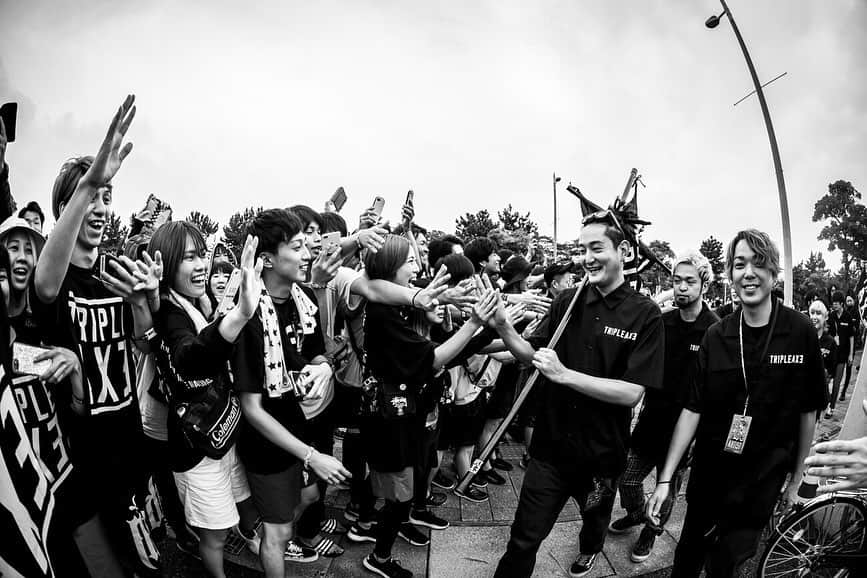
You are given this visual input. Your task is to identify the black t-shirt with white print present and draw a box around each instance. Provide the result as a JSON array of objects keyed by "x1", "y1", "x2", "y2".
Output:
[
  {"x1": 30, "y1": 264, "x2": 144, "y2": 479},
  {"x1": 233, "y1": 289, "x2": 325, "y2": 474}
]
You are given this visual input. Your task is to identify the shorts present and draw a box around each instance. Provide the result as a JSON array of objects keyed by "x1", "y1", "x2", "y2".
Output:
[
  {"x1": 370, "y1": 467, "x2": 414, "y2": 502},
  {"x1": 246, "y1": 462, "x2": 303, "y2": 524},
  {"x1": 439, "y1": 396, "x2": 485, "y2": 449},
  {"x1": 173, "y1": 446, "x2": 251, "y2": 530}
]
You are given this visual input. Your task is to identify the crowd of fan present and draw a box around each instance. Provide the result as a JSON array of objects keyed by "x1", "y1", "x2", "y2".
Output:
[{"x1": 2, "y1": 96, "x2": 867, "y2": 578}]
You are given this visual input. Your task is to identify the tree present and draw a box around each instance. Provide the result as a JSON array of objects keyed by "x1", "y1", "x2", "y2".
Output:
[
  {"x1": 187, "y1": 211, "x2": 219, "y2": 236},
  {"x1": 793, "y1": 251, "x2": 830, "y2": 309},
  {"x1": 700, "y1": 236, "x2": 725, "y2": 302},
  {"x1": 100, "y1": 212, "x2": 129, "y2": 256},
  {"x1": 222, "y1": 206, "x2": 263, "y2": 263},
  {"x1": 640, "y1": 240, "x2": 675, "y2": 293},
  {"x1": 497, "y1": 204, "x2": 538, "y2": 236},
  {"x1": 813, "y1": 179, "x2": 867, "y2": 290},
  {"x1": 455, "y1": 209, "x2": 496, "y2": 241}
]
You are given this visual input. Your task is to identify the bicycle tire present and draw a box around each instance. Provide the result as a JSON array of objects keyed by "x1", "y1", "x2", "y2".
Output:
[{"x1": 758, "y1": 495, "x2": 867, "y2": 577}]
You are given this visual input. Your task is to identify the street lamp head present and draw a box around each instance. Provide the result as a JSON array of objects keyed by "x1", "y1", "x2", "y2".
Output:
[
  {"x1": 555, "y1": 176, "x2": 561, "y2": 183},
  {"x1": 705, "y1": 11, "x2": 726, "y2": 29}
]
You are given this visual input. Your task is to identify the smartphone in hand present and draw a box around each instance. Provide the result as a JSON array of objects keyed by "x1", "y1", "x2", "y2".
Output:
[
  {"x1": 12, "y1": 343, "x2": 51, "y2": 376},
  {"x1": 372, "y1": 196, "x2": 385, "y2": 217},
  {"x1": 329, "y1": 187, "x2": 348, "y2": 212},
  {"x1": 322, "y1": 231, "x2": 341, "y2": 255}
]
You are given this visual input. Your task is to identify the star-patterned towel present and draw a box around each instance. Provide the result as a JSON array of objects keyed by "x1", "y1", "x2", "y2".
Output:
[{"x1": 259, "y1": 287, "x2": 287, "y2": 398}]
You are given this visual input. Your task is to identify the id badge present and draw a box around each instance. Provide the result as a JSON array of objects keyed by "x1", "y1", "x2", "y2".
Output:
[{"x1": 723, "y1": 414, "x2": 752, "y2": 454}]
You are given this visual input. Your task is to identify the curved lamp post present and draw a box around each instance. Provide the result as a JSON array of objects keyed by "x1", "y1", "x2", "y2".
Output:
[{"x1": 707, "y1": 0, "x2": 793, "y2": 306}]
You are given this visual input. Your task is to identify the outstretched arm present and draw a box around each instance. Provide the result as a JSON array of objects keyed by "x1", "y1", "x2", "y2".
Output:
[{"x1": 35, "y1": 95, "x2": 136, "y2": 302}]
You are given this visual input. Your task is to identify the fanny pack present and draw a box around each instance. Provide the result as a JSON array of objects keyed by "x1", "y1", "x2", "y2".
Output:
[
  {"x1": 175, "y1": 379, "x2": 242, "y2": 460},
  {"x1": 360, "y1": 373, "x2": 417, "y2": 420}
]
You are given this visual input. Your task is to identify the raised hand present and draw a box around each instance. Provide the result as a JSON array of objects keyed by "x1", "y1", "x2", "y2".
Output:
[
  {"x1": 359, "y1": 208, "x2": 379, "y2": 230},
  {"x1": 299, "y1": 362, "x2": 333, "y2": 400},
  {"x1": 131, "y1": 250, "x2": 163, "y2": 293},
  {"x1": 440, "y1": 278, "x2": 477, "y2": 307},
  {"x1": 356, "y1": 226, "x2": 387, "y2": 253},
  {"x1": 236, "y1": 235, "x2": 264, "y2": 319},
  {"x1": 80, "y1": 95, "x2": 136, "y2": 190},
  {"x1": 101, "y1": 256, "x2": 149, "y2": 305},
  {"x1": 413, "y1": 265, "x2": 451, "y2": 311},
  {"x1": 310, "y1": 247, "x2": 343, "y2": 286},
  {"x1": 470, "y1": 289, "x2": 499, "y2": 325},
  {"x1": 401, "y1": 197, "x2": 414, "y2": 228}
]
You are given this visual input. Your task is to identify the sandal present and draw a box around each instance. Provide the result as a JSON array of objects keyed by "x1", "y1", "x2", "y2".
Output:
[
  {"x1": 320, "y1": 517, "x2": 348, "y2": 535},
  {"x1": 298, "y1": 534, "x2": 344, "y2": 558}
]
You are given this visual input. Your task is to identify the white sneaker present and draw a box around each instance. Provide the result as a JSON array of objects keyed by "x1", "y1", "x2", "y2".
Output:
[{"x1": 235, "y1": 523, "x2": 261, "y2": 556}]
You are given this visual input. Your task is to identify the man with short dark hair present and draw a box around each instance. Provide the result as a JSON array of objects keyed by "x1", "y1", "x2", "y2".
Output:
[
  {"x1": 428, "y1": 234, "x2": 464, "y2": 272},
  {"x1": 492, "y1": 214, "x2": 664, "y2": 578},
  {"x1": 464, "y1": 237, "x2": 501, "y2": 279},
  {"x1": 829, "y1": 291, "x2": 856, "y2": 406},
  {"x1": 18, "y1": 200, "x2": 45, "y2": 233}
]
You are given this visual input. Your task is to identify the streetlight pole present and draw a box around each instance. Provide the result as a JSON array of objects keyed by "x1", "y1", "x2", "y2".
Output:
[
  {"x1": 553, "y1": 173, "x2": 561, "y2": 260},
  {"x1": 707, "y1": 0, "x2": 793, "y2": 306}
]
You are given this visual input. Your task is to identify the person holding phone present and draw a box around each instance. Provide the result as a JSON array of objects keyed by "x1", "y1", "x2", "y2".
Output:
[{"x1": 33, "y1": 96, "x2": 165, "y2": 575}]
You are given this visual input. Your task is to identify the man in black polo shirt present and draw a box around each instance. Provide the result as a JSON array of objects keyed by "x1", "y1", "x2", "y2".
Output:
[
  {"x1": 647, "y1": 229, "x2": 826, "y2": 576},
  {"x1": 829, "y1": 291, "x2": 856, "y2": 408},
  {"x1": 609, "y1": 250, "x2": 718, "y2": 563},
  {"x1": 491, "y1": 213, "x2": 664, "y2": 578}
]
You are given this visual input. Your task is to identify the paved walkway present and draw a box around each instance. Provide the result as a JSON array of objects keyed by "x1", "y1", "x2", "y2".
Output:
[{"x1": 162, "y1": 360, "x2": 863, "y2": 577}]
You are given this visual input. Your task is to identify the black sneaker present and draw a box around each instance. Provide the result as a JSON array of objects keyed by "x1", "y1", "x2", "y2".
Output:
[
  {"x1": 491, "y1": 457, "x2": 514, "y2": 471},
  {"x1": 432, "y1": 471, "x2": 456, "y2": 490},
  {"x1": 608, "y1": 513, "x2": 643, "y2": 534},
  {"x1": 348, "y1": 522, "x2": 378, "y2": 543},
  {"x1": 470, "y1": 476, "x2": 488, "y2": 489},
  {"x1": 630, "y1": 526, "x2": 657, "y2": 563},
  {"x1": 409, "y1": 509, "x2": 449, "y2": 530},
  {"x1": 398, "y1": 523, "x2": 430, "y2": 546},
  {"x1": 481, "y1": 469, "x2": 507, "y2": 485},
  {"x1": 426, "y1": 491, "x2": 447, "y2": 507},
  {"x1": 363, "y1": 554, "x2": 413, "y2": 578},
  {"x1": 284, "y1": 540, "x2": 319, "y2": 563},
  {"x1": 454, "y1": 485, "x2": 489, "y2": 503},
  {"x1": 569, "y1": 552, "x2": 598, "y2": 577}
]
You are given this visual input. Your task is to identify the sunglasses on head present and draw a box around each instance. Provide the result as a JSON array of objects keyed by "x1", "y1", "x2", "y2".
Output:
[{"x1": 581, "y1": 209, "x2": 624, "y2": 233}]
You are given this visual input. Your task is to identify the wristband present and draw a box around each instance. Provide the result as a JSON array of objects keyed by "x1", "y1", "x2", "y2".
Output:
[
  {"x1": 410, "y1": 289, "x2": 422, "y2": 309},
  {"x1": 303, "y1": 447, "x2": 317, "y2": 470},
  {"x1": 135, "y1": 327, "x2": 157, "y2": 342}
]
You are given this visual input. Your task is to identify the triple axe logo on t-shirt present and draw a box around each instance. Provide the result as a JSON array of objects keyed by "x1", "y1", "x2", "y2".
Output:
[{"x1": 67, "y1": 292, "x2": 134, "y2": 415}]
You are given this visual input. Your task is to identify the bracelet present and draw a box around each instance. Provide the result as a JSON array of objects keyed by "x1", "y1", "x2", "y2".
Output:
[
  {"x1": 657, "y1": 480, "x2": 671, "y2": 485},
  {"x1": 303, "y1": 447, "x2": 317, "y2": 470},
  {"x1": 135, "y1": 327, "x2": 157, "y2": 342},
  {"x1": 410, "y1": 289, "x2": 421, "y2": 309}
]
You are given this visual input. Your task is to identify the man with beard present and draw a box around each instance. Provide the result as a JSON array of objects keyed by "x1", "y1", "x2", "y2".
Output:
[
  {"x1": 491, "y1": 212, "x2": 664, "y2": 577},
  {"x1": 609, "y1": 250, "x2": 718, "y2": 563}
]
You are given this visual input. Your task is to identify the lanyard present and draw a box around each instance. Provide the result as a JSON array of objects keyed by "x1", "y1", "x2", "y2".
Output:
[{"x1": 737, "y1": 300, "x2": 779, "y2": 416}]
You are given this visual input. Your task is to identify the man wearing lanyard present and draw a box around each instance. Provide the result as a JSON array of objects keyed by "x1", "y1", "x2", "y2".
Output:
[
  {"x1": 492, "y1": 211, "x2": 664, "y2": 578},
  {"x1": 647, "y1": 229, "x2": 826, "y2": 576}
]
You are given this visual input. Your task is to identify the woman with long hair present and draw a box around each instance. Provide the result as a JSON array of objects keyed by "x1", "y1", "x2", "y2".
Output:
[
  {"x1": 360, "y1": 234, "x2": 499, "y2": 578},
  {"x1": 148, "y1": 221, "x2": 261, "y2": 577},
  {"x1": 809, "y1": 299, "x2": 837, "y2": 419}
]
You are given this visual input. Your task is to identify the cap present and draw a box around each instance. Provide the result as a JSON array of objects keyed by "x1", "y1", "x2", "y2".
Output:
[
  {"x1": 502, "y1": 256, "x2": 533, "y2": 290},
  {"x1": 0, "y1": 216, "x2": 46, "y2": 254},
  {"x1": 543, "y1": 261, "x2": 575, "y2": 286}
]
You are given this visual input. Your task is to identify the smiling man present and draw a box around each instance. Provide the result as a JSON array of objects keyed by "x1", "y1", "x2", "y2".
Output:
[
  {"x1": 647, "y1": 229, "x2": 826, "y2": 577},
  {"x1": 491, "y1": 212, "x2": 664, "y2": 578}
]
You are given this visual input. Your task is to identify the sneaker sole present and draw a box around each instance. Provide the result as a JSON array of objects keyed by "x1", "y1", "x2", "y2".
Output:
[
  {"x1": 398, "y1": 533, "x2": 430, "y2": 547},
  {"x1": 630, "y1": 551, "x2": 651, "y2": 563},
  {"x1": 607, "y1": 523, "x2": 639, "y2": 535},
  {"x1": 454, "y1": 491, "x2": 489, "y2": 503},
  {"x1": 284, "y1": 554, "x2": 319, "y2": 563},
  {"x1": 569, "y1": 567, "x2": 594, "y2": 578},
  {"x1": 347, "y1": 531, "x2": 377, "y2": 544},
  {"x1": 363, "y1": 556, "x2": 396, "y2": 578},
  {"x1": 408, "y1": 516, "x2": 449, "y2": 531},
  {"x1": 432, "y1": 480, "x2": 456, "y2": 490}
]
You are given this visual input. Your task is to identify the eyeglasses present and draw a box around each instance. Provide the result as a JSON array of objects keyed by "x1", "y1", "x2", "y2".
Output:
[{"x1": 581, "y1": 209, "x2": 624, "y2": 233}]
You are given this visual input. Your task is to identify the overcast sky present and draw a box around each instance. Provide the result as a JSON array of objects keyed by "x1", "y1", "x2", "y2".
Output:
[{"x1": 1, "y1": 0, "x2": 865, "y2": 276}]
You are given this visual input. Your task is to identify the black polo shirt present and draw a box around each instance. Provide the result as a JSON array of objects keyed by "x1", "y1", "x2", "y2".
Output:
[
  {"x1": 631, "y1": 302, "x2": 719, "y2": 462},
  {"x1": 683, "y1": 300, "x2": 826, "y2": 525},
  {"x1": 829, "y1": 309, "x2": 856, "y2": 360},
  {"x1": 529, "y1": 282, "x2": 664, "y2": 477}
]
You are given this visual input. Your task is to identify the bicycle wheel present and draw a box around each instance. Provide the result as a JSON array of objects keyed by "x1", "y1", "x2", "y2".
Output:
[{"x1": 758, "y1": 495, "x2": 867, "y2": 577}]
